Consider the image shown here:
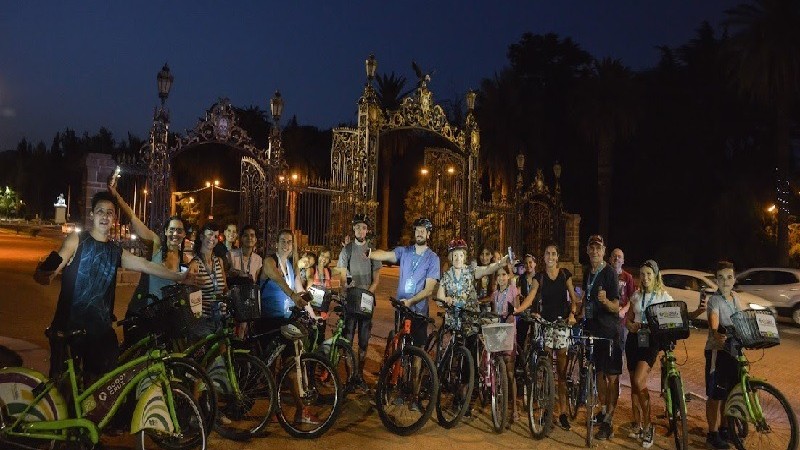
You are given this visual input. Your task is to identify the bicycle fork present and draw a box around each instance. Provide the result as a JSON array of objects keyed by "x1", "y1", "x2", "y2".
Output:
[{"x1": 294, "y1": 340, "x2": 306, "y2": 397}]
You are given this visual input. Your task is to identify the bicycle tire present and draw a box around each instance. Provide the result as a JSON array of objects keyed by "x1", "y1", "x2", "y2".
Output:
[
  {"x1": 528, "y1": 356, "x2": 555, "y2": 439},
  {"x1": 331, "y1": 341, "x2": 358, "y2": 391},
  {"x1": 668, "y1": 375, "x2": 688, "y2": 450},
  {"x1": 275, "y1": 353, "x2": 343, "y2": 439},
  {"x1": 566, "y1": 350, "x2": 581, "y2": 420},
  {"x1": 727, "y1": 380, "x2": 798, "y2": 450},
  {"x1": 137, "y1": 383, "x2": 206, "y2": 450},
  {"x1": 585, "y1": 363, "x2": 596, "y2": 448},
  {"x1": 375, "y1": 345, "x2": 439, "y2": 436},
  {"x1": 489, "y1": 354, "x2": 509, "y2": 433},
  {"x1": 213, "y1": 353, "x2": 276, "y2": 440},
  {"x1": 164, "y1": 357, "x2": 217, "y2": 441},
  {"x1": 436, "y1": 345, "x2": 474, "y2": 429}
]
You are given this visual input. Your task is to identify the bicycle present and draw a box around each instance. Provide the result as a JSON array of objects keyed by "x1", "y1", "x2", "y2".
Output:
[
  {"x1": 117, "y1": 293, "x2": 218, "y2": 440},
  {"x1": 566, "y1": 322, "x2": 614, "y2": 448},
  {"x1": 0, "y1": 328, "x2": 206, "y2": 449},
  {"x1": 374, "y1": 297, "x2": 439, "y2": 436},
  {"x1": 306, "y1": 291, "x2": 359, "y2": 393},
  {"x1": 248, "y1": 304, "x2": 344, "y2": 439},
  {"x1": 518, "y1": 312, "x2": 570, "y2": 439},
  {"x1": 471, "y1": 310, "x2": 513, "y2": 433},
  {"x1": 430, "y1": 300, "x2": 476, "y2": 429},
  {"x1": 719, "y1": 309, "x2": 798, "y2": 450},
  {"x1": 644, "y1": 301, "x2": 692, "y2": 450},
  {"x1": 147, "y1": 286, "x2": 276, "y2": 441}
]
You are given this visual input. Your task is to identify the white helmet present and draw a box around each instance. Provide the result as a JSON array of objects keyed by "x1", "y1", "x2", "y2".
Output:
[{"x1": 280, "y1": 322, "x2": 307, "y2": 341}]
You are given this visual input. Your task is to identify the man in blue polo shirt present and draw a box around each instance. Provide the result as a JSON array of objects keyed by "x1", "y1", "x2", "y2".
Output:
[{"x1": 368, "y1": 217, "x2": 440, "y2": 347}]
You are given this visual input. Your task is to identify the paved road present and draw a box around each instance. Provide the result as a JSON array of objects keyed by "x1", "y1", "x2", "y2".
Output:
[{"x1": 2, "y1": 230, "x2": 799, "y2": 449}]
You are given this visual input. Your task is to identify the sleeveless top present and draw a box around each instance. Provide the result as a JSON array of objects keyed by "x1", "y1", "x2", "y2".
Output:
[
  {"x1": 192, "y1": 255, "x2": 226, "y2": 318},
  {"x1": 52, "y1": 232, "x2": 122, "y2": 335},
  {"x1": 311, "y1": 266, "x2": 331, "y2": 289},
  {"x1": 538, "y1": 269, "x2": 572, "y2": 322},
  {"x1": 260, "y1": 254, "x2": 296, "y2": 319}
]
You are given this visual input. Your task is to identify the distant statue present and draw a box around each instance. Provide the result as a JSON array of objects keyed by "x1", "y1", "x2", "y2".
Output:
[
  {"x1": 54, "y1": 193, "x2": 66, "y2": 207},
  {"x1": 411, "y1": 61, "x2": 435, "y2": 87}
]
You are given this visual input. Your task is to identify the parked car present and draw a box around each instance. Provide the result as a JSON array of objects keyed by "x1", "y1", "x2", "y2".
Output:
[
  {"x1": 660, "y1": 269, "x2": 775, "y2": 323},
  {"x1": 736, "y1": 268, "x2": 800, "y2": 325}
]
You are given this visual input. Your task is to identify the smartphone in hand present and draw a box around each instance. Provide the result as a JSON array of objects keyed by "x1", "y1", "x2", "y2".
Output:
[{"x1": 507, "y1": 246, "x2": 515, "y2": 263}]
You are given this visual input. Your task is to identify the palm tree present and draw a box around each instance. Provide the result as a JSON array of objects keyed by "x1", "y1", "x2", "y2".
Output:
[
  {"x1": 571, "y1": 58, "x2": 640, "y2": 238},
  {"x1": 375, "y1": 72, "x2": 412, "y2": 248},
  {"x1": 723, "y1": 0, "x2": 800, "y2": 264}
]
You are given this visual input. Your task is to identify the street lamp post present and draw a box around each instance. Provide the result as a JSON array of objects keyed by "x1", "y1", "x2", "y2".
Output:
[
  {"x1": 142, "y1": 189, "x2": 148, "y2": 224},
  {"x1": 206, "y1": 180, "x2": 220, "y2": 220}
]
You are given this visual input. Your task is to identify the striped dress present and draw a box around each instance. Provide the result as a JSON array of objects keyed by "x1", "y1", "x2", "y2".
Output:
[{"x1": 193, "y1": 255, "x2": 226, "y2": 318}]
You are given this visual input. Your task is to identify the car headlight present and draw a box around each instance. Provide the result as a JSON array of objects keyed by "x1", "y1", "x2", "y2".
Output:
[{"x1": 748, "y1": 303, "x2": 767, "y2": 310}]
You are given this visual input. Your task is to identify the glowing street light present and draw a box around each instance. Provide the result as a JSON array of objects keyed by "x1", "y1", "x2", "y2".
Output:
[
  {"x1": 420, "y1": 168, "x2": 429, "y2": 176},
  {"x1": 767, "y1": 204, "x2": 777, "y2": 213},
  {"x1": 206, "y1": 180, "x2": 220, "y2": 219}
]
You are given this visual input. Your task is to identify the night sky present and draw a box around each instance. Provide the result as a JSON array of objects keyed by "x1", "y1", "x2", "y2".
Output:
[{"x1": 1, "y1": 1, "x2": 737, "y2": 151}]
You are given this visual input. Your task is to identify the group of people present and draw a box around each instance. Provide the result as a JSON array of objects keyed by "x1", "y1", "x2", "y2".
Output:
[{"x1": 34, "y1": 180, "x2": 749, "y2": 449}]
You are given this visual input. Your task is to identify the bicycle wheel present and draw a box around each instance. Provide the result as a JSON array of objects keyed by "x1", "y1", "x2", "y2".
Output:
[
  {"x1": 668, "y1": 376, "x2": 688, "y2": 450},
  {"x1": 436, "y1": 345, "x2": 474, "y2": 429},
  {"x1": 331, "y1": 341, "x2": 358, "y2": 391},
  {"x1": 727, "y1": 380, "x2": 798, "y2": 450},
  {"x1": 584, "y1": 364, "x2": 597, "y2": 448},
  {"x1": 566, "y1": 350, "x2": 581, "y2": 420},
  {"x1": 138, "y1": 384, "x2": 206, "y2": 450},
  {"x1": 528, "y1": 356, "x2": 555, "y2": 439},
  {"x1": 375, "y1": 345, "x2": 439, "y2": 436},
  {"x1": 275, "y1": 353, "x2": 343, "y2": 438},
  {"x1": 213, "y1": 353, "x2": 276, "y2": 440},
  {"x1": 164, "y1": 357, "x2": 217, "y2": 440},
  {"x1": 489, "y1": 354, "x2": 509, "y2": 433}
]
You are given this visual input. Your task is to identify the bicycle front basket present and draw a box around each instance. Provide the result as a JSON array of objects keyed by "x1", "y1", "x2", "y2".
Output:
[
  {"x1": 229, "y1": 284, "x2": 261, "y2": 322},
  {"x1": 644, "y1": 301, "x2": 690, "y2": 342},
  {"x1": 481, "y1": 322, "x2": 515, "y2": 353},
  {"x1": 731, "y1": 309, "x2": 780, "y2": 350},
  {"x1": 161, "y1": 284, "x2": 203, "y2": 338}
]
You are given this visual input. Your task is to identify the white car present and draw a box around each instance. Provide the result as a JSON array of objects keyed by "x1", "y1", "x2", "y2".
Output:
[
  {"x1": 660, "y1": 269, "x2": 775, "y2": 322},
  {"x1": 736, "y1": 268, "x2": 800, "y2": 325}
]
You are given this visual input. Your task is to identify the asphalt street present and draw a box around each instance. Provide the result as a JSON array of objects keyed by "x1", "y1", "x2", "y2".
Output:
[{"x1": 1, "y1": 229, "x2": 799, "y2": 449}]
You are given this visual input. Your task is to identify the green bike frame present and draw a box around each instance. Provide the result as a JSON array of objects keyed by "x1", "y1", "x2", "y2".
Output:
[
  {"x1": 1, "y1": 349, "x2": 179, "y2": 445},
  {"x1": 724, "y1": 355, "x2": 763, "y2": 423},
  {"x1": 660, "y1": 348, "x2": 685, "y2": 421}
]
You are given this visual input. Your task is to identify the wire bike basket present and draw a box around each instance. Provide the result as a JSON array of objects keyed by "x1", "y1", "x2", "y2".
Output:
[
  {"x1": 481, "y1": 323, "x2": 515, "y2": 353},
  {"x1": 644, "y1": 300, "x2": 690, "y2": 343},
  {"x1": 159, "y1": 284, "x2": 203, "y2": 338},
  {"x1": 731, "y1": 309, "x2": 780, "y2": 350}
]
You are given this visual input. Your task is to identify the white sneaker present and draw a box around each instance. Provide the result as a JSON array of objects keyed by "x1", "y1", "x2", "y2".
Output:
[{"x1": 642, "y1": 424, "x2": 654, "y2": 448}]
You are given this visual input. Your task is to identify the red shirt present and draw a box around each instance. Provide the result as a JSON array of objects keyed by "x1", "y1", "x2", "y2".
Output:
[{"x1": 617, "y1": 269, "x2": 635, "y2": 308}]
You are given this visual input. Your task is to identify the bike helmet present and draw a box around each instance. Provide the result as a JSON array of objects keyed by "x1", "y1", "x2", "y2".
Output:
[
  {"x1": 447, "y1": 238, "x2": 468, "y2": 253},
  {"x1": 280, "y1": 322, "x2": 308, "y2": 341},
  {"x1": 412, "y1": 217, "x2": 433, "y2": 232},
  {"x1": 352, "y1": 213, "x2": 369, "y2": 227}
]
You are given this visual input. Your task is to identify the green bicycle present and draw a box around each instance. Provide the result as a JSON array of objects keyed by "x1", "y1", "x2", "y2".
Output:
[
  {"x1": 305, "y1": 291, "x2": 359, "y2": 392},
  {"x1": 720, "y1": 309, "x2": 798, "y2": 450},
  {"x1": 120, "y1": 286, "x2": 276, "y2": 441},
  {"x1": 0, "y1": 328, "x2": 205, "y2": 449},
  {"x1": 644, "y1": 301, "x2": 692, "y2": 450}
]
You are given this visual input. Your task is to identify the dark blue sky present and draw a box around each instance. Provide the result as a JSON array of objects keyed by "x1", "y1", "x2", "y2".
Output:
[{"x1": 0, "y1": 1, "x2": 737, "y2": 151}]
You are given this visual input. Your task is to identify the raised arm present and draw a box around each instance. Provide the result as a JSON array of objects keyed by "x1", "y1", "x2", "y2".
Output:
[
  {"x1": 121, "y1": 249, "x2": 185, "y2": 282},
  {"x1": 109, "y1": 174, "x2": 160, "y2": 253},
  {"x1": 474, "y1": 255, "x2": 509, "y2": 279},
  {"x1": 368, "y1": 248, "x2": 398, "y2": 264}
]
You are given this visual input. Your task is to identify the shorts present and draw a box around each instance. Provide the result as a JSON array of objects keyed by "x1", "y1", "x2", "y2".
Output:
[
  {"x1": 592, "y1": 335, "x2": 623, "y2": 375},
  {"x1": 344, "y1": 315, "x2": 373, "y2": 353},
  {"x1": 252, "y1": 317, "x2": 291, "y2": 356},
  {"x1": 544, "y1": 325, "x2": 571, "y2": 350},
  {"x1": 705, "y1": 349, "x2": 739, "y2": 400},
  {"x1": 625, "y1": 332, "x2": 660, "y2": 369}
]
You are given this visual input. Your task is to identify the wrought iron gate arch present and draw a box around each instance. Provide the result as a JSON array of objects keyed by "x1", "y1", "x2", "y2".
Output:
[{"x1": 143, "y1": 98, "x2": 269, "y2": 241}]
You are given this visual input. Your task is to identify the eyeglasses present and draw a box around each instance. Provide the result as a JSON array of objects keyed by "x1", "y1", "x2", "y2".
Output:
[{"x1": 167, "y1": 227, "x2": 185, "y2": 233}]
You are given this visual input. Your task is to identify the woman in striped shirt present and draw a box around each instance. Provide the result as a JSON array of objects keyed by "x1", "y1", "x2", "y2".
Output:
[{"x1": 187, "y1": 222, "x2": 228, "y2": 339}]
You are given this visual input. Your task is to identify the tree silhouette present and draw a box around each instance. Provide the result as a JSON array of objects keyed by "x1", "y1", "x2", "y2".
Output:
[{"x1": 723, "y1": 0, "x2": 800, "y2": 264}]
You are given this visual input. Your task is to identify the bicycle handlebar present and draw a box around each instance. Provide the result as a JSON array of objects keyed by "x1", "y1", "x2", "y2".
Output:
[{"x1": 389, "y1": 297, "x2": 434, "y2": 323}]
